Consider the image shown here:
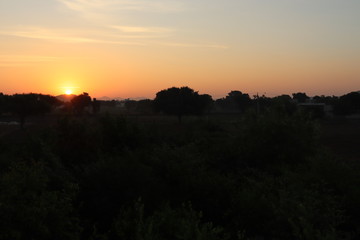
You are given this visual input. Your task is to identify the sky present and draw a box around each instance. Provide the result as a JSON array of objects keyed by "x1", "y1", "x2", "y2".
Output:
[{"x1": 0, "y1": 0, "x2": 359, "y2": 99}]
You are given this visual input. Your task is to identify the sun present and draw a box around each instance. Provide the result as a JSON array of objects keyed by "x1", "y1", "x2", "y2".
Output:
[{"x1": 65, "y1": 89, "x2": 73, "y2": 95}]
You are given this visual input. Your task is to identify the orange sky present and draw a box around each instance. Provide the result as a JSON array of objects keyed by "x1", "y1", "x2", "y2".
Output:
[{"x1": 1, "y1": 0, "x2": 359, "y2": 99}]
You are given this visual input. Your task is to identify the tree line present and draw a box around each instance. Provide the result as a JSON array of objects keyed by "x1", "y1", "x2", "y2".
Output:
[
  {"x1": 1, "y1": 87, "x2": 360, "y2": 126},
  {"x1": 1, "y1": 87, "x2": 360, "y2": 239}
]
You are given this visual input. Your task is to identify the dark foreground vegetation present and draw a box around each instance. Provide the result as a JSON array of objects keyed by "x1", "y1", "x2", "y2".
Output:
[{"x1": 0, "y1": 88, "x2": 360, "y2": 239}]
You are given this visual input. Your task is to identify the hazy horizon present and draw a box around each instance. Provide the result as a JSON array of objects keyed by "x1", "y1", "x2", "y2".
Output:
[{"x1": 1, "y1": 0, "x2": 359, "y2": 99}]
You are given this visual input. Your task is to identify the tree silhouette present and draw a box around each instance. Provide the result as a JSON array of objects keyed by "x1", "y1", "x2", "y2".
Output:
[
  {"x1": 292, "y1": 92, "x2": 309, "y2": 103},
  {"x1": 0, "y1": 93, "x2": 8, "y2": 116},
  {"x1": 313, "y1": 95, "x2": 338, "y2": 105},
  {"x1": 271, "y1": 95, "x2": 297, "y2": 115},
  {"x1": 334, "y1": 91, "x2": 360, "y2": 115},
  {"x1": 196, "y1": 94, "x2": 213, "y2": 115},
  {"x1": 216, "y1": 90, "x2": 252, "y2": 113},
  {"x1": 9, "y1": 94, "x2": 60, "y2": 129},
  {"x1": 71, "y1": 92, "x2": 92, "y2": 114},
  {"x1": 154, "y1": 87, "x2": 213, "y2": 122}
]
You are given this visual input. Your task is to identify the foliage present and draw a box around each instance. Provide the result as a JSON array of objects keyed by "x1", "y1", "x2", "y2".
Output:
[
  {"x1": 334, "y1": 92, "x2": 360, "y2": 115},
  {"x1": 292, "y1": 92, "x2": 310, "y2": 103},
  {"x1": 0, "y1": 93, "x2": 9, "y2": 115},
  {"x1": 7, "y1": 93, "x2": 60, "y2": 128},
  {"x1": 0, "y1": 162, "x2": 80, "y2": 240},
  {"x1": 154, "y1": 87, "x2": 213, "y2": 121},
  {"x1": 271, "y1": 94, "x2": 297, "y2": 115},
  {"x1": 1, "y1": 90, "x2": 360, "y2": 239},
  {"x1": 215, "y1": 91, "x2": 252, "y2": 113},
  {"x1": 109, "y1": 200, "x2": 226, "y2": 240},
  {"x1": 313, "y1": 95, "x2": 339, "y2": 105},
  {"x1": 71, "y1": 92, "x2": 92, "y2": 114}
]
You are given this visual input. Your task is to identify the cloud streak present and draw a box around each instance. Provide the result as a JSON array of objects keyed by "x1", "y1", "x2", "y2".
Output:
[
  {"x1": 110, "y1": 25, "x2": 174, "y2": 34},
  {"x1": 57, "y1": 0, "x2": 183, "y2": 16},
  {"x1": 158, "y1": 42, "x2": 229, "y2": 49},
  {"x1": 0, "y1": 55, "x2": 60, "y2": 67},
  {"x1": 0, "y1": 27, "x2": 149, "y2": 45},
  {"x1": 52, "y1": 0, "x2": 228, "y2": 50},
  {"x1": 0, "y1": 26, "x2": 228, "y2": 50},
  {"x1": 0, "y1": 28, "x2": 96, "y2": 43}
]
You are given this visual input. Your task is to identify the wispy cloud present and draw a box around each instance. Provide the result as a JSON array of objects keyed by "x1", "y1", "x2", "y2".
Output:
[
  {"x1": 0, "y1": 27, "x2": 148, "y2": 45},
  {"x1": 53, "y1": 0, "x2": 227, "y2": 50},
  {"x1": 0, "y1": 28, "x2": 95, "y2": 43},
  {"x1": 0, "y1": 55, "x2": 60, "y2": 67},
  {"x1": 57, "y1": 0, "x2": 184, "y2": 13},
  {"x1": 158, "y1": 42, "x2": 229, "y2": 49},
  {"x1": 110, "y1": 25, "x2": 174, "y2": 34},
  {"x1": 0, "y1": 26, "x2": 227, "y2": 50}
]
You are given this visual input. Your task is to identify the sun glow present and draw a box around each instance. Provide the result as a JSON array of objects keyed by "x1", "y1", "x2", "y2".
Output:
[{"x1": 65, "y1": 89, "x2": 73, "y2": 95}]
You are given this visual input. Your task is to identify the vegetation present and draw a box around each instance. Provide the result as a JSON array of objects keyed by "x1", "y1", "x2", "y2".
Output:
[
  {"x1": 0, "y1": 88, "x2": 359, "y2": 239},
  {"x1": 0, "y1": 93, "x2": 61, "y2": 129},
  {"x1": 154, "y1": 87, "x2": 213, "y2": 122},
  {"x1": 215, "y1": 91, "x2": 252, "y2": 113},
  {"x1": 71, "y1": 92, "x2": 92, "y2": 115}
]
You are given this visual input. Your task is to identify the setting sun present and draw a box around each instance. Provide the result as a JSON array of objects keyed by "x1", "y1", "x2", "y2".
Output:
[{"x1": 65, "y1": 89, "x2": 73, "y2": 95}]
